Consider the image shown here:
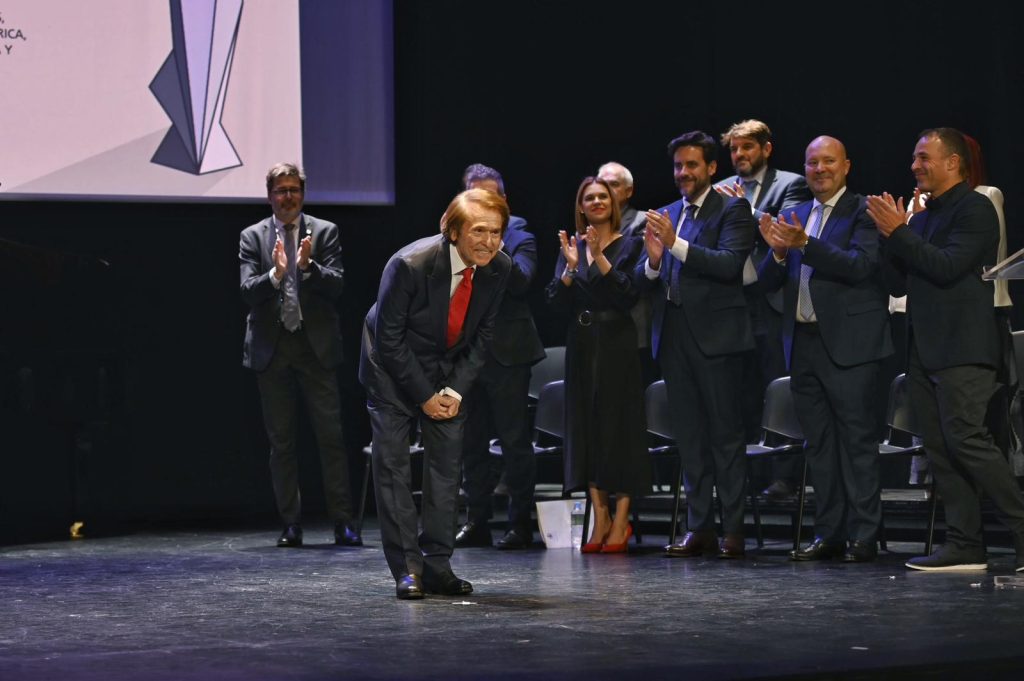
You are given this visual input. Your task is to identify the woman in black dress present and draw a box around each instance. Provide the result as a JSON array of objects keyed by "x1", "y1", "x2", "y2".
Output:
[{"x1": 546, "y1": 176, "x2": 651, "y2": 553}]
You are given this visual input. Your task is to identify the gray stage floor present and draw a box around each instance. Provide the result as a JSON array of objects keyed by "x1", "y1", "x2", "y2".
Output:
[{"x1": 1, "y1": 523, "x2": 1022, "y2": 680}]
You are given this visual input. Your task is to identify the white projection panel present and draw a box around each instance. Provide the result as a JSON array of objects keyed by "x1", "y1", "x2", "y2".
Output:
[{"x1": 0, "y1": 1, "x2": 303, "y2": 201}]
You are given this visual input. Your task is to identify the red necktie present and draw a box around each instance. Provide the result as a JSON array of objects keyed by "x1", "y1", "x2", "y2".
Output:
[{"x1": 446, "y1": 267, "x2": 474, "y2": 348}]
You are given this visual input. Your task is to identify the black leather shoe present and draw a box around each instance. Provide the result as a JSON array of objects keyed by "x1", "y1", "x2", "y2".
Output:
[
  {"x1": 495, "y1": 528, "x2": 532, "y2": 550},
  {"x1": 665, "y1": 530, "x2": 718, "y2": 557},
  {"x1": 396, "y1": 574, "x2": 424, "y2": 600},
  {"x1": 277, "y1": 524, "x2": 303, "y2": 548},
  {"x1": 790, "y1": 538, "x2": 845, "y2": 561},
  {"x1": 424, "y1": 570, "x2": 473, "y2": 596},
  {"x1": 843, "y1": 540, "x2": 878, "y2": 563},
  {"x1": 334, "y1": 522, "x2": 363, "y2": 547},
  {"x1": 454, "y1": 520, "x2": 492, "y2": 548},
  {"x1": 718, "y1": 533, "x2": 746, "y2": 559}
]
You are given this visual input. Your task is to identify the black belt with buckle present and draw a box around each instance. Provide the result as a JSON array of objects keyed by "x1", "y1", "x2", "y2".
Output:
[{"x1": 577, "y1": 309, "x2": 626, "y2": 327}]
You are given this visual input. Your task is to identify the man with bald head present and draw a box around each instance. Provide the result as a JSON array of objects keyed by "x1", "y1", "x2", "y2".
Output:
[
  {"x1": 598, "y1": 162, "x2": 646, "y2": 235},
  {"x1": 757, "y1": 136, "x2": 892, "y2": 562}
]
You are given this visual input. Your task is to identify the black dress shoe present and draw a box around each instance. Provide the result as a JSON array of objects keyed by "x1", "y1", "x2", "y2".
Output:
[
  {"x1": 396, "y1": 574, "x2": 424, "y2": 600},
  {"x1": 424, "y1": 570, "x2": 473, "y2": 596},
  {"x1": 334, "y1": 522, "x2": 363, "y2": 547},
  {"x1": 844, "y1": 540, "x2": 878, "y2": 563},
  {"x1": 495, "y1": 528, "x2": 532, "y2": 550},
  {"x1": 790, "y1": 538, "x2": 845, "y2": 561},
  {"x1": 454, "y1": 520, "x2": 492, "y2": 548},
  {"x1": 665, "y1": 530, "x2": 717, "y2": 557},
  {"x1": 277, "y1": 524, "x2": 303, "y2": 548},
  {"x1": 718, "y1": 533, "x2": 746, "y2": 559}
]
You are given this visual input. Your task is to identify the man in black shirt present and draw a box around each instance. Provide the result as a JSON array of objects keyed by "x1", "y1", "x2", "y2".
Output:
[{"x1": 867, "y1": 128, "x2": 1024, "y2": 572}]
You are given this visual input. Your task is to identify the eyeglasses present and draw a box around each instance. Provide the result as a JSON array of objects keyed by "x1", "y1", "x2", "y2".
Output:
[{"x1": 271, "y1": 187, "x2": 303, "y2": 197}]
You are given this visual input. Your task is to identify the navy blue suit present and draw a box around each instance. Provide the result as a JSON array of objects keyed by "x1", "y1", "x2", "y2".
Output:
[
  {"x1": 637, "y1": 190, "x2": 755, "y2": 535},
  {"x1": 461, "y1": 216, "x2": 545, "y2": 535},
  {"x1": 359, "y1": 234, "x2": 510, "y2": 581},
  {"x1": 758, "y1": 190, "x2": 892, "y2": 544}
]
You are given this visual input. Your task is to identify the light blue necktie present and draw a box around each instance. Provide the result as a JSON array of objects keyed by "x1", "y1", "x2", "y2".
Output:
[
  {"x1": 742, "y1": 179, "x2": 757, "y2": 201},
  {"x1": 796, "y1": 204, "x2": 826, "y2": 322}
]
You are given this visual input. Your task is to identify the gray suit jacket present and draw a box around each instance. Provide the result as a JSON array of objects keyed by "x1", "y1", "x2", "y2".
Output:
[{"x1": 239, "y1": 214, "x2": 345, "y2": 372}]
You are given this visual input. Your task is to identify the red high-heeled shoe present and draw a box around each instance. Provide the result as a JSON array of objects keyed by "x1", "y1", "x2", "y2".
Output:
[
  {"x1": 581, "y1": 528, "x2": 610, "y2": 553},
  {"x1": 600, "y1": 524, "x2": 633, "y2": 554}
]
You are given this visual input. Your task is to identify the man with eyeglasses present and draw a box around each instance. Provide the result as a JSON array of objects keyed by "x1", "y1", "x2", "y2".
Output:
[{"x1": 240, "y1": 162, "x2": 360, "y2": 549}]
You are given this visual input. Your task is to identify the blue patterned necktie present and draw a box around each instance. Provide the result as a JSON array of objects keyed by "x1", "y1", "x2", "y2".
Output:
[
  {"x1": 742, "y1": 179, "x2": 757, "y2": 205},
  {"x1": 668, "y1": 204, "x2": 697, "y2": 304},
  {"x1": 281, "y1": 224, "x2": 301, "y2": 331}
]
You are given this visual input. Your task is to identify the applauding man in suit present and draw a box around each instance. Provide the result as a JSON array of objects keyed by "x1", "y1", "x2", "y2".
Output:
[
  {"x1": 359, "y1": 189, "x2": 511, "y2": 598},
  {"x1": 455, "y1": 165, "x2": 545, "y2": 551},
  {"x1": 637, "y1": 131, "x2": 755, "y2": 559},
  {"x1": 758, "y1": 136, "x2": 893, "y2": 562},
  {"x1": 239, "y1": 163, "x2": 360, "y2": 549}
]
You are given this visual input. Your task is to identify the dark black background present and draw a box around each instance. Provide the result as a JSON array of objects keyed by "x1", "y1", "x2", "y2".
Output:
[{"x1": 2, "y1": 1, "x2": 1020, "y2": 542}]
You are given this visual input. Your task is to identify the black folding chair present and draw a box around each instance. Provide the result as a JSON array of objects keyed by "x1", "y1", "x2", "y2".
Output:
[
  {"x1": 878, "y1": 372, "x2": 937, "y2": 554},
  {"x1": 746, "y1": 377, "x2": 807, "y2": 550}
]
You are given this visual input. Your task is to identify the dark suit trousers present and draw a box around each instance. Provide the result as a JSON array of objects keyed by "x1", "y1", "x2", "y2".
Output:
[
  {"x1": 256, "y1": 328, "x2": 354, "y2": 525},
  {"x1": 369, "y1": 397, "x2": 465, "y2": 581},
  {"x1": 462, "y1": 359, "x2": 536, "y2": 531},
  {"x1": 908, "y1": 345, "x2": 1024, "y2": 552},
  {"x1": 791, "y1": 324, "x2": 881, "y2": 544},
  {"x1": 659, "y1": 305, "x2": 747, "y2": 534}
]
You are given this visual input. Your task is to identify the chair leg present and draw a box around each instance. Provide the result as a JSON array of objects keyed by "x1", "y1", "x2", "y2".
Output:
[
  {"x1": 751, "y1": 491, "x2": 764, "y2": 549},
  {"x1": 632, "y1": 505, "x2": 642, "y2": 544},
  {"x1": 878, "y1": 513, "x2": 888, "y2": 553},
  {"x1": 793, "y1": 459, "x2": 808, "y2": 552},
  {"x1": 926, "y1": 481, "x2": 938, "y2": 555},
  {"x1": 357, "y1": 449, "x2": 372, "y2": 533}
]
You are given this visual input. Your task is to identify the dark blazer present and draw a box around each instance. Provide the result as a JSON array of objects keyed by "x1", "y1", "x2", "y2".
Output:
[
  {"x1": 239, "y1": 214, "x2": 345, "y2": 372},
  {"x1": 490, "y1": 217, "x2": 545, "y2": 367},
  {"x1": 718, "y1": 167, "x2": 812, "y2": 220},
  {"x1": 757, "y1": 190, "x2": 893, "y2": 370},
  {"x1": 637, "y1": 190, "x2": 755, "y2": 358},
  {"x1": 358, "y1": 234, "x2": 511, "y2": 407},
  {"x1": 881, "y1": 182, "x2": 1000, "y2": 371}
]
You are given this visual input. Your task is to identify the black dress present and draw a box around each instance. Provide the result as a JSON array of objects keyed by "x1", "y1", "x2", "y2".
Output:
[{"x1": 546, "y1": 235, "x2": 652, "y2": 495}]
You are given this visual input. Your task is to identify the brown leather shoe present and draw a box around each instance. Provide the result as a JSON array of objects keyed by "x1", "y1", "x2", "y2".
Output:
[
  {"x1": 718, "y1": 533, "x2": 746, "y2": 559},
  {"x1": 665, "y1": 530, "x2": 717, "y2": 557}
]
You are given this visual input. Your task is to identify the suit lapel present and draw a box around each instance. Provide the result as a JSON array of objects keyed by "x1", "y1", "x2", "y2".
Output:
[
  {"x1": 755, "y1": 168, "x2": 778, "y2": 210},
  {"x1": 690, "y1": 191, "x2": 722, "y2": 244},
  {"x1": 661, "y1": 200, "x2": 684, "y2": 282},
  {"x1": 817, "y1": 192, "x2": 850, "y2": 244},
  {"x1": 788, "y1": 202, "x2": 813, "y2": 270},
  {"x1": 429, "y1": 240, "x2": 453, "y2": 352},
  {"x1": 463, "y1": 261, "x2": 496, "y2": 339}
]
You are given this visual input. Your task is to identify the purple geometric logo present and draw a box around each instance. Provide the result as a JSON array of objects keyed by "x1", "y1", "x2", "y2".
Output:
[{"x1": 150, "y1": 0, "x2": 244, "y2": 175}]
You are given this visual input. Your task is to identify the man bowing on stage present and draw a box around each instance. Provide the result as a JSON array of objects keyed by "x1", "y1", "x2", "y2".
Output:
[{"x1": 359, "y1": 188, "x2": 511, "y2": 599}]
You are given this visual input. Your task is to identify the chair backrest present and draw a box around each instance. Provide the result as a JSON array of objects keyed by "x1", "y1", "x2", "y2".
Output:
[
  {"x1": 528, "y1": 347, "x2": 566, "y2": 401},
  {"x1": 645, "y1": 380, "x2": 674, "y2": 440},
  {"x1": 761, "y1": 376, "x2": 804, "y2": 440},
  {"x1": 887, "y1": 372, "x2": 921, "y2": 437},
  {"x1": 534, "y1": 379, "x2": 565, "y2": 439}
]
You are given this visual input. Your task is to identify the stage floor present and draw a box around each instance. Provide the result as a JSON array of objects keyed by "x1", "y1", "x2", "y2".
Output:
[{"x1": 1, "y1": 523, "x2": 1022, "y2": 680}]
